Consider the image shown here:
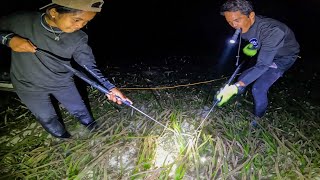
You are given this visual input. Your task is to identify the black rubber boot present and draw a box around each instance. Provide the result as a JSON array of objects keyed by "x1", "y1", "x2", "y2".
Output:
[
  {"x1": 85, "y1": 121, "x2": 100, "y2": 132},
  {"x1": 250, "y1": 120, "x2": 259, "y2": 128},
  {"x1": 250, "y1": 117, "x2": 261, "y2": 129},
  {"x1": 57, "y1": 131, "x2": 72, "y2": 139},
  {"x1": 38, "y1": 117, "x2": 70, "y2": 138}
]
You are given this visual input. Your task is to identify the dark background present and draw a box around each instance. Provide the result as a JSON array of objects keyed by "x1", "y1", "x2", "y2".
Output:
[{"x1": 1, "y1": 0, "x2": 320, "y2": 74}]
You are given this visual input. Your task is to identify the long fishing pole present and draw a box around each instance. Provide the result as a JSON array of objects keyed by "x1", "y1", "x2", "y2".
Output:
[
  {"x1": 195, "y1": 29, "x2": 245, "y2": 133},
  {"x1": 62, "y1": 62, "x2": 172, "y2": 130},
  {"x1": 194, "y1": 60, "x2": 246, "y2": 134},
  {"x1": 35, "y1": 48, "x2": 181, "y2": 135}
]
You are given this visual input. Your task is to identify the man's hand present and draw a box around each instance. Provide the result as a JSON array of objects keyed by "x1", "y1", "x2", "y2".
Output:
[
  {"x1": 8, "y1": 36, "x2": 36, "y2": 53},
  {"x1": 107, "y1": 88, "x2": 132, "y2": 105},
  {"x1": 243, "y1": 43, "x2": 257, "y2": 57},
  {"x1": 216, "y1": 84, "x2": 238, "y2": 106}
]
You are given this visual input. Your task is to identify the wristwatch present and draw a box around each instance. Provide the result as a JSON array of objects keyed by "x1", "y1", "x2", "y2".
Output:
[{"x1": 3, "y1": 33, "x2": 15, "y2": 47}]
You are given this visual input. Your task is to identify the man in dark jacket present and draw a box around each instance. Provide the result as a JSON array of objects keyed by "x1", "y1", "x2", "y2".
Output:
[
  {"x1": 0, "y1": 0, "x2": 132, "y2": 138},
  {"x1": 216, "y1": 0, "x2": 300, "y2": 125}
]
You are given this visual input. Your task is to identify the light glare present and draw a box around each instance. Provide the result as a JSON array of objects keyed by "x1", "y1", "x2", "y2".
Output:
[{"x1": 200, "y1": 157, "x2": 206, "y2": 163}]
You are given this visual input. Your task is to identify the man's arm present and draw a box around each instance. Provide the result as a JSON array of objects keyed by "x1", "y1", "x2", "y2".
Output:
[
  {"x1": 238, "y1": 27, "x2": 285, "y2": 86},
  {"x1": 73, "y1": 42, "x2": 116, "y2": 91}
]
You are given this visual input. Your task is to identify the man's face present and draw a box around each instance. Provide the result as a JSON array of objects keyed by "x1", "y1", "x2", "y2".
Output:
[
  {"x1": 55, "y1": 11, "x2": 97, "y2": 33},
  {"x1": 223, "y1": 11, "x2": 255, "y2": 33}
]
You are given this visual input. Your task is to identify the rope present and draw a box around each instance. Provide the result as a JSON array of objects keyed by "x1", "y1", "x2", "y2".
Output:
[{"x1": 118, "y1": 74, "x2": 240, "y2": 91}]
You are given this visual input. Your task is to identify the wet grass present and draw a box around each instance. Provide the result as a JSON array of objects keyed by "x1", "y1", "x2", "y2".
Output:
[{"x1": 1, "y1": 66, "x2": 320, "y2": 179}]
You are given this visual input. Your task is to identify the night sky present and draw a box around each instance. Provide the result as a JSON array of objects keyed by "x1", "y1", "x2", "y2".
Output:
[{"x1": 1, "y1": 0, "x2": 320, "y2": 73}]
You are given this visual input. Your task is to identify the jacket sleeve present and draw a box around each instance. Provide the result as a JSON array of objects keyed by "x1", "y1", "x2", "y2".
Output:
[
  {"x1": 73, "y1": 38, "x2": 115, "y2": 91},
  {"x1": 239, "y1": 27, "x2": 285, "y2": 85}
]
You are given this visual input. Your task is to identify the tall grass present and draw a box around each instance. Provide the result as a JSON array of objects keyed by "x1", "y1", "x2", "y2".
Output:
[{"x1": 1, "y1": 74, "x2": 320, "y2": 180}]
